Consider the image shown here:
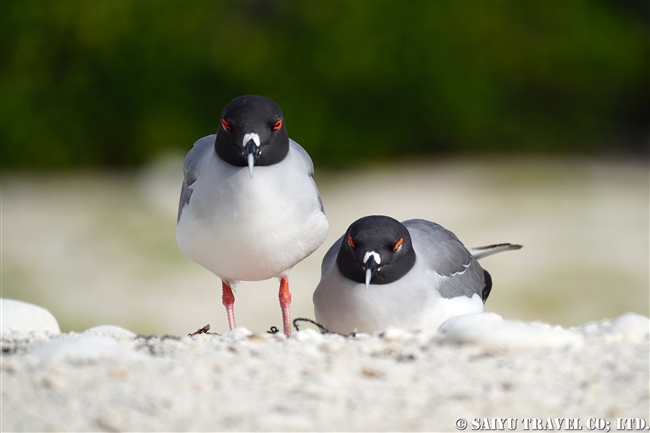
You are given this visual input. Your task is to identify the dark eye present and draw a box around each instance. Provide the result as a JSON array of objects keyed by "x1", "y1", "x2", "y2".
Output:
[
  {"x1": 221, "y1": 119, "x2": 232, "y2": 131},
  {"x1": 272, "y1": 119, "x2": 283, "y2": 131},
  {"x1": 347, "y1": 234, "x2": 355, "y2": 248},
  {"x1": 393, "y1": 237, "x2": 404, "y2": 251}
]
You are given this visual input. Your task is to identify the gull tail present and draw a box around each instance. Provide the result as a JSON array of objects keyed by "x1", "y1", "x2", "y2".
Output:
[{"x1": 468, "y1": 243, "x2": 522, "y2": 260}]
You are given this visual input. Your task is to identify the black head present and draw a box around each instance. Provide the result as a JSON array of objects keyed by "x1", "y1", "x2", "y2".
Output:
[
  {"x1": 215, "y1": 95, "x2": 290, "y2": 177},
  {"x1": 336, "y1": 215, "x2": 417, "y2": 287}
]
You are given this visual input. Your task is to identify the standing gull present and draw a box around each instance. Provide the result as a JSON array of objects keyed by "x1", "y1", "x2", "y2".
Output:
[
  {"x1": 313, "y1": 215, "x2": 520, "y2": 334},
  {"x1": 177, "y1": 95, "x2": 329, "y2": 336}
]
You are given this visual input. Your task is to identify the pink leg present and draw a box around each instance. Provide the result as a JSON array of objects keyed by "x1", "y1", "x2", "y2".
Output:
[
  {"x1": 222, "y1": 281, "x2": 236, "y2": 330},
  {"x1": 279, "y1": 276, "x2": 292, "y2": 336}
]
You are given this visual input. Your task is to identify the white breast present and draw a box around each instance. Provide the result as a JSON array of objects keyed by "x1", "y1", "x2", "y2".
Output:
[{"x1": 176, "y1": 147, "x2": 328, "y2": 282}]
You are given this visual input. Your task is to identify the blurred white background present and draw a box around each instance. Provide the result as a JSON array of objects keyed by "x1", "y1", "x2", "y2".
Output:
[{"x1": 3, "y1": 156, "x2": 648, "y2": 335}]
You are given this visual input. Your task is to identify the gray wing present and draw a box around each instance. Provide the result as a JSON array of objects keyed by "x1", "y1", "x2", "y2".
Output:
[
  {"x1": 289, "y1": 138, "x2": 315, "y2": 176},
  {"x1": 289, "y1": 138, "x2": 325, "y2": 213},
  {"x1": 177, "y1": 135, "x2": 215, "y2": 223},
  {"x1": 403, "y1": 219, "x2": 486, "y2": 300},
  {"x1": 320, "y1": 235, "x2": 343, "y2": 275}
]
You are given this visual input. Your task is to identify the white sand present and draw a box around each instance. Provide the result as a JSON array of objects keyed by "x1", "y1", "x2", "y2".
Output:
[{"x1": 2, "y1": 311, "x2": 649, "y2": 432}]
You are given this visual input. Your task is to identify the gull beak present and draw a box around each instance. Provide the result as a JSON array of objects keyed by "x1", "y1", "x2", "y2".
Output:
[
  {"x1": 244, "y1": 139, "x2": 260, "y2": 178},
  {"x1": 364, "y1": 255, "x2": 378, "y2": 289}
]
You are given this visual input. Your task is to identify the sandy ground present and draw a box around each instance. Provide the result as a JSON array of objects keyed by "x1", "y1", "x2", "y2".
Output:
[
  {"x1": 2, "y1": 311, "x2": 649, "y2": 432},
  {"x1": 2, "y1": 157, "x2": 648, "y2": 336}
]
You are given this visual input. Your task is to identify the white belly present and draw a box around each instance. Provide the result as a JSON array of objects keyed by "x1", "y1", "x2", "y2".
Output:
[{"x1": 177, "y1": 152, "x2": 328, "y2": 282}]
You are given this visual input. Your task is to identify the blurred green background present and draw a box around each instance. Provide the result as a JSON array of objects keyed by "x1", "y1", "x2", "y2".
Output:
[
  {"x1": 2, "y1": 1, "x2": 648, "y2": 169},
  {"x1": 2, "y1": 2, "x2": 648, "y2": 335}
]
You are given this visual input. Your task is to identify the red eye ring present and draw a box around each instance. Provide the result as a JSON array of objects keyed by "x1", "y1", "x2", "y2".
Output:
[
  {"x1": 347, "y1": 235, "x2": 355, "y2": 248},
  {"x1": 272, "y1": 119, "x2": 283, "y2": 131},
  {"x1": 221, "y1": 119, "x2": 232, "y2": 131},
  {"x1": 393, "y1": 237, "x2": 404, "y2": 251}
]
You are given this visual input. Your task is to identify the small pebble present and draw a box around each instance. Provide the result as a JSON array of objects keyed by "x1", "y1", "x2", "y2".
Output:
[
  {"x1": 1, "y1": 299, "x2": 60, "y2": 334},
  {"x1": 84, "y1": 325, "x2": 136, "y2": 340},
  {"x1": 29, "y1": 335, "x2": 141, "y2": 362},
  {"x1": 603, "y1": 312, "x2": 650, "y2": 344},
  {"x1": 381, "y1": 327, "x2": 412, "y2": 343},
  {"x1": 441, "y1": 314, "x2": 583, "y2": 348},
  {"x1": 289, "y1": 328, "x2": 322, "y2": 342},
  {"x1": 224, "y1": 327, "x2": 253, "y2": 339}
]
